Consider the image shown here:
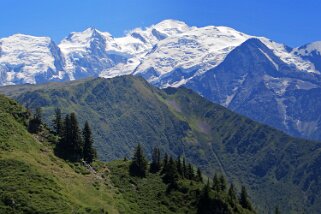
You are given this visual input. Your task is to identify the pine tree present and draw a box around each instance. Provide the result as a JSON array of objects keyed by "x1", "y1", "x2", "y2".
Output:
[
  {"x1": 182, "y1": 157, "x2": 187, "y2": 178},
  {"x1": 52, "y1": 108, "x2": 63, "y2": 137},
  {"x1": 219, "y1": 175, "x2": 227, "y2": 192},
  {"x1": 150, "y1": 147, "x2": 161, "y2": 173},
  {"x1": 28, "y1": 107, "x2": 42, "y2": 133},
  {"x1": 163, "y1": 156, "x2": 179, "y2": 188},
  {"x1": 55, "y1": 113, "x2": 83, "y2": 162},
  {"x1": 35, "y1": 107, "x2": 42, "y2": 124},
  {"x1": 239, "y1": 186, "x2": 253, "y2": 211},
  {"x1": 187, "y1": 163, "x2": 194, "y2": 180},
  {"x1": 196, "y1": 168, "x2": 203, "y2": 183},
  {"x1": 177, "y1": 155, "x2": 183, "y2": 177},
  {"x1": 212, "y1": 173, "x2": 220, "y2": 192},
  {"x1": 197, "y1": 180, "x2": 212, "y2": 214},
  {"x1": 83, "y1": 121, "x2": 97, "y2": 163},
  {"x1": 275, "y1": 207, "x2": 280, "y2": 214},
  {"x1": 129, "y1": 144, "x2": 148, "y2": 177},
  {"x1": 228, "y1": 183, "x2": 237, "y2": 206},
  {"x1": 161, "y1": 153, "x2": 169, "y2": 174},
  {"x1": 69, "y1": 113, "x2": 83, "y2": 162}
]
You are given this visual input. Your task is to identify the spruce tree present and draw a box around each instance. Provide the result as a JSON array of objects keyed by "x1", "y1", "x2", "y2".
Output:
[
  {"x1": 182, "y1": 157, "x2": 187, "y2": 178},
  {"x1": 28, "y1": 107, "x2": 42, "y2": 133},
  {"x1": 228, "y1": 183, "x2": 237, "y2": 206},
  {"x1": 69, "y1": 113, "x2": 83, "y2": 162},
  {"x1": 56, "y1": 113, "x2": 83, "y2": 162},
  {"x1": 53, "y1": 108, "x2": 63, "y2": 137},
  {"x1": 196, "y1": 168, "x2": 203, "y2": 183},
  {"x1": 35, "y1": 107, "x2": 42, "y2": 124},
  {"x1": 163, "y1": 157, "x2": 179, "y2": 188},
  {"x1": 161, "y1": 153, "x2": 169, "y2": 174},
  {"x1": 239, "y1": 186, "x2": 253, "y2": 211},
  {"x1": 187, "y1": 163, "x2": 194, "y2": 180},
  {"x1": 129, "y1": 144, "x2": 148, "y2": 177},
  {"x1": 212, "y1": 174, "x2": 220, "y2": 192},
  {"x1": 83, "y1": 121, "x2": 97, "y2": 163},
  {"x1": 150, "y1": 147, "x2": 161, "y2": 173},
  {"x1": 177, "y1": 155, "x2": 183, "y2": 177},
  {"x1": 219, "y1": 175, "x2": 227, "y2": 192}
]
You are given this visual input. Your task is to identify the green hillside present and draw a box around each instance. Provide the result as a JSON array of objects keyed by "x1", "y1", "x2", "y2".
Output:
[
  {"x1": 1, "y1": 76, "x2": 321, "y2": 213},
  {"x1": 0, "y1": 94, "x2": 255, "y2": 213}
]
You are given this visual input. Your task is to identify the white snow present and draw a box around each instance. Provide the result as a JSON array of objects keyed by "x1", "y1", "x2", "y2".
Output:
[
  {"x1": 0, "y1": 34, "x2": 63, "y2": 84},
  {"x1": 293, "y1": 41, "x2": 321, "y2": 56},
  {"x1": 258, "y1": 48, "x2": 279, "y2": 70},
  {"x1": 0, "y1": 19, "x2": 320, "y2": 86}
]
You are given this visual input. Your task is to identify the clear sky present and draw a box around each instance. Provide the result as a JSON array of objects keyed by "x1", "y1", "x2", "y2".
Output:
[{"x1": 1, "y1": 0, "x2": 320, "y2": 47}]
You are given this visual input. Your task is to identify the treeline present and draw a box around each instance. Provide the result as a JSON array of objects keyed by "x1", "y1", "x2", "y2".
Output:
[
  {"x1": 53, "y1": 108, "x2": 97, "y2": 163},
  {"x1": 28, "y1": 107, "x2": 97, "y2": 164},
  {"x1": 129, "y1": 144, "x2": 255, "y2": 213}
]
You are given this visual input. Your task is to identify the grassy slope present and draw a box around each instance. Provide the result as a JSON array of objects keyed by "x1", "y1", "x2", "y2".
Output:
[
  {"x1": 107, "y1": 160, "x2": 253, "y2": 214},
  {"x1": 0, "y1": 95, "x2": 119, "y2": 213},
  {"x1": 0, "y1": 94, "x2": 254, "y2": 214},
  {"x1": 1, "y1": 76, "x2": 321, "y2": 213}
]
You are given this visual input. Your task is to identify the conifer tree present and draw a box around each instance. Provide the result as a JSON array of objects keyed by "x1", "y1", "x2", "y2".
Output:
[
  {"x1": 219, "y1": 175, "x2": 227, "y2": 192},
  {"x1": 35, "y1": 107, "x2": 42, "y2": 124},
  {"x1": 177, "y1": 155, "x2": 183, "y2": 177},
  {"x1": 150, "y1": 147, "x2": 161, "y2": 173},
  {"x1": 196, "y1": 168, "x2": 203, "y2": 183},
  {"x1": 212, "y1": 173, "x2": 220, "y2": 192},
  {"x1": 28, "y1": 107, "x2": 42, "y2": 133},
  {"x1": 161, "y1": 153, "x2": 169, "y2": 174},
  {"x1": 83, "y1": 121, "x2": 97, "y2": 163},
  {"x1": 187, "y1": 163, "x2": 194, "y2": 180},
  {"x1": 182, "y1": 157, "x2": 187, "y2": 178},
  {"x1": 163, "y1": 157, "x2": 179, "y2": 188},
  {"x1": 129, "y1": 144, "x2": 148, "y2": 177},
  {"x1": 55, "y1": 113, "x2": 83, "y2": 162},
  {"x1": 69, "y1": 113, "x2": 83, "y2": 162},
  {"x1": 275, "y1": 207, "x2": 280, "y2": 214},
  {"x1": 52, "y1": 108, "x2": 63, "y2": 137},
  {"x1": 228, "y1": 183, "x2": 237, "y2": 206},
  {"x1": 239, "y1": 186, "x2": 253, "y2": 211}
]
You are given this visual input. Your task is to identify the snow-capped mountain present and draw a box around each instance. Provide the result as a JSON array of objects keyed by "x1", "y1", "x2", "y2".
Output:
[
  {"x1": 0, "y1": 34, "x2": 66, "y2": 85},
  {"x1": 1, "y1": 19, "x2": 321, "y2": 141}
]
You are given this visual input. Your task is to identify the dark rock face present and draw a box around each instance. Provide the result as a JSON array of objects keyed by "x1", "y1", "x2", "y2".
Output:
[{"x1": 187, "y1": 38, "x2": 321, "y2": 141}]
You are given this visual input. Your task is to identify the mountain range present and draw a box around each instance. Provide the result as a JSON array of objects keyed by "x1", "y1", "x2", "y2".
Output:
[
  {"x1": 1, "y1": 76, "x2": 321, "y2": 213},
  {"x1": 1, "y1": 19, "x2": 321, "y2": 141}
]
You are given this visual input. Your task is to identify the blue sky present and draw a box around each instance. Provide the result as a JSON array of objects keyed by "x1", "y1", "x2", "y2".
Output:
[{"x1": 1, "y1": 0, "x2": 320, "y2": 47}]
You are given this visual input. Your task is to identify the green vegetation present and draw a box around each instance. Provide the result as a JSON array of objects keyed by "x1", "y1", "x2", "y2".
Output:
[
  {"x1": 1, "y1": 76, "x2": 321, "y2": 213},
  {"x1": 0, "y1": 94, "x2": 256, "y2": 213},
  {"x1": 0, "y1": 95, "x2": 118, "y2": 213}
]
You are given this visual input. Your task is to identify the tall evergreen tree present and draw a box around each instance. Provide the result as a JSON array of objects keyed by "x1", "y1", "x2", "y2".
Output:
[
  {"x1": 83, "y1": 121, "x2": 97, "y2": 163},
  {"x1": 187, "y1": 163, "x2": 194, "y2": 180},
  {"x1": 182, "y1": 157, "x2": 187, "y2": 178},
  {"x1": 228, "y1": 183, "x2": 237, "y2": 206},
  {"x1": 219, "y1": 175, "x2": 227, "y2": 192},
  {"x1": 69, "y1": 113, "x2": 83, "y2": 162},
  {"x1": 150, "y1": 147, "x2": 161, "y2": 173},
  {"x1": 55, "y1": 113, "x2": 83, "y2": 162},
  {"x1": 28, "y1": 107, "x2": 42, "y2": 133},
  {"x1": 161, "y1": 153, "x2": 169, "y2": 174},
  {"x1": 35, "y1": 107, "x2": 42, "y2": 124},
  {"x1": 196, "y1": 168, "x2": 203, "y2": 183},
  {"x1": 239, "y1": 186, "x2": 253, "y2": 211},
  {"x1": 52, "y1": 108, "x2": 63, "y2": 137},
  {"x1": 129, "y1": 144, "x2": 148, "y2": 177},
  {"x1": 163, "y1": 157, "x2": 179, "y2": 188},
  {"x1": 212, "y1": 174, "x2": 220, "y2": 192},
  {"x1": 177, "y1": 155, "x2": 183, "y2": 177}
]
